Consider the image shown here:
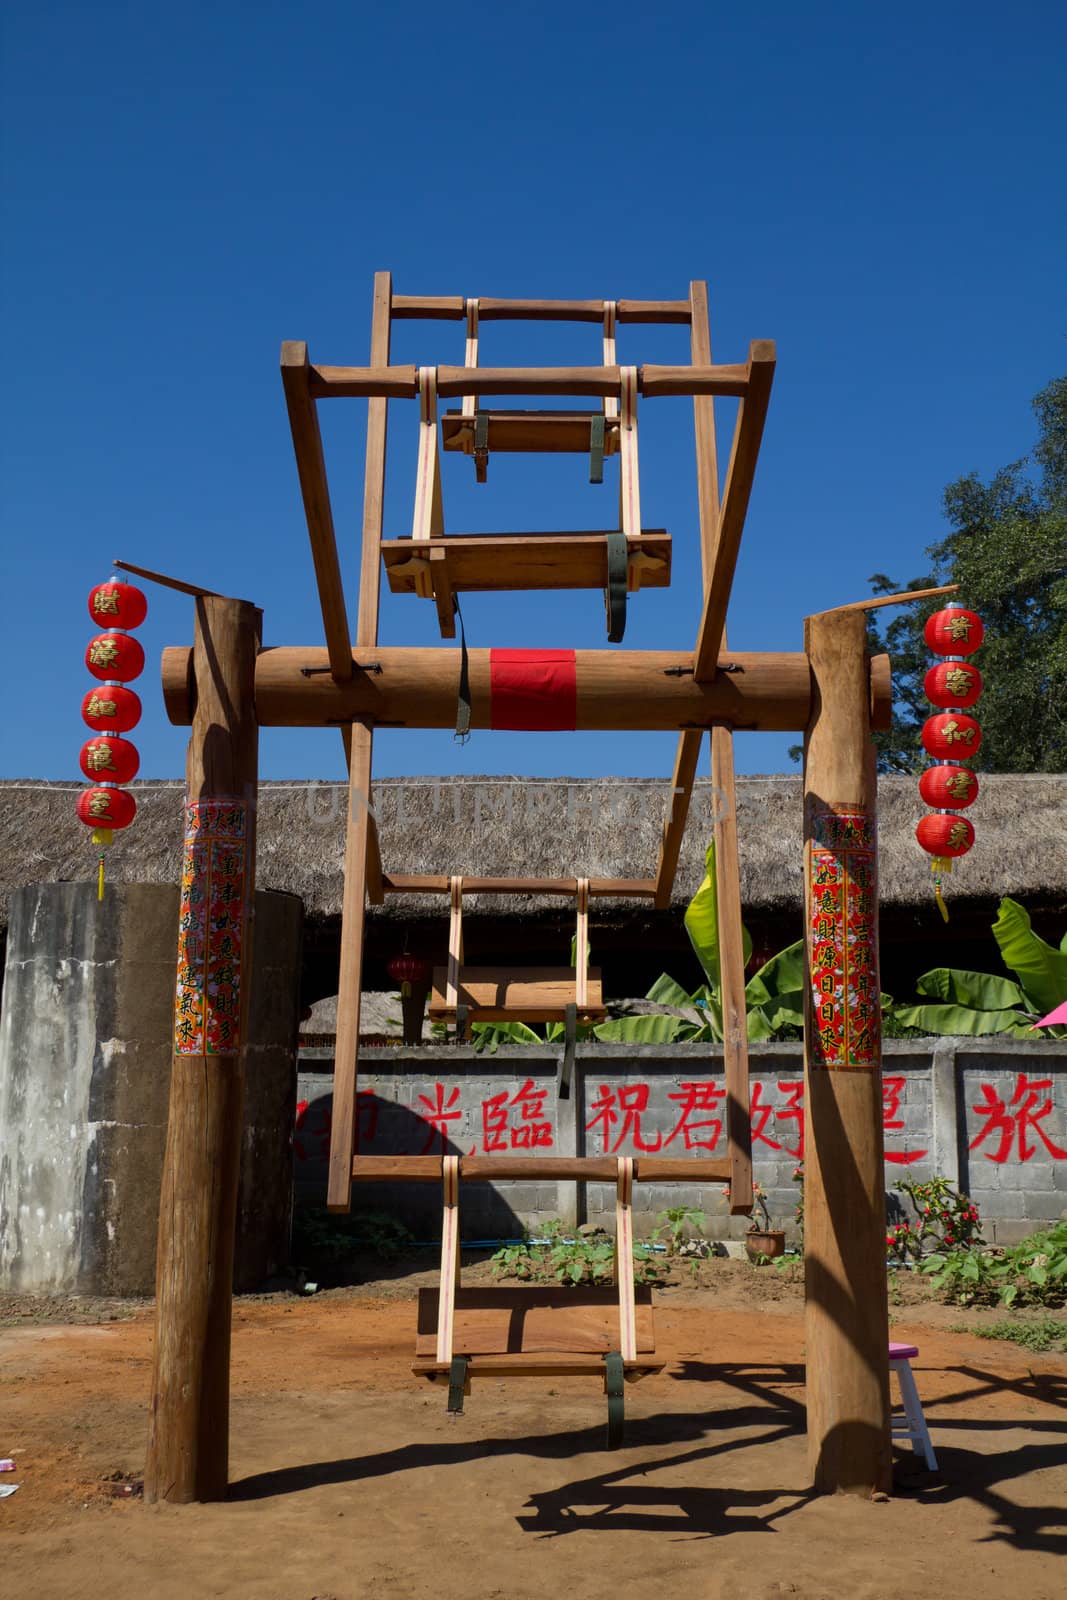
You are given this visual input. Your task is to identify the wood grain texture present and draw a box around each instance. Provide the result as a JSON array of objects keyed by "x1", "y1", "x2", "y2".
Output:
[
  {"x1": 382, "y1": 531, "x2": 670, "y2": 594},
  {"x1": 414, "y1": 1355, "x2": 664, "y2": 1377},
  {"x1": 692, "y1": 340, "x2": 777, "y2": 680},
  {"x1": 381, "y1": 875, "x2": 658, "y2": 898},
  {"x1": 356, "y1": 270, "x2": 392, "y2": 648},
  {"x1": 164, "y1": 645, "x2": 877, "y2": 733},
  {"x1": 390, "y1": 295, "x2": 690, "y2": 324},
  {"x1": 326, "y1": 721, "x2": 374, "y2": 1212},
  {"x1": 144, "y1": 597, "x2": 260, "y2": 1506},
  {"x1": 441, "y1": 410, "x2": 620, "y2": 455},
  {"x1": 428, "y1": 966, "x2": 605, "y2": 1022},
  {"x1": 350, "y1": 1154, "x2": 731, "y2": 1183},
  {"x1": 802, "y1": 607, "x2": 891, "y2": 1496},
  {"x1": 280, "y1": 343, "x2": 352, "y2": 681}
]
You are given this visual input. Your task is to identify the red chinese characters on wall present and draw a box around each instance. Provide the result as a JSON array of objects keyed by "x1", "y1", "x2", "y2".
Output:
[
  {"x1": 480, "y1": 1078, "x2": 554, "y2": 1152},
  {"x1": 969, "y1": 1074, "x2": 1067, "y2": 1163},
  {"x1": 808, "y1": 810, "x2": 880, "y2": 1069},
  {"x1": 173, "y1": 800, "x2": 247, "y2": 1056}
]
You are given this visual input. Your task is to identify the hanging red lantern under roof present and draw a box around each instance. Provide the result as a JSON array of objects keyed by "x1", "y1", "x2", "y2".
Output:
[
  {"x1": 76, "y1": 785, "x2": 137, "y2": 832},
  {"x1": 87, "y1": 581, "x2": 147, "y2": 630},
  {"x1": 924, "y1": 660, "x2": 983, "y2": 710},
  {"x1": 916, "y1": 813, "x2": 974, "y2": 860},
  {"x1": 85, "y1": 631, "x2": 145, "y2": 683},
  {"x1": 82, "y1": 684, "x2": 142, "y2": 733},
  {"x1": 918, "y1": 765, "x2": 979, "y2": 810},
  {"x1": 79, "y1": 735, "x2": 140, "y2": 784},
  {"x1": 921, "y1": 711, "x2": 982, "y2": 760},
  {"x1": 924, "y1": 605, "x2": 984, "y2": 655},
  {"x1": 387, "y1": 953, "x2": 432, "y2": 997}
]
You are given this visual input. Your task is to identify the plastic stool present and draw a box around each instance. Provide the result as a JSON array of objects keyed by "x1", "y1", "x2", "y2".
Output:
[{"x1": 889, "y1": 1342, "x2": 938, "y2": 1471}]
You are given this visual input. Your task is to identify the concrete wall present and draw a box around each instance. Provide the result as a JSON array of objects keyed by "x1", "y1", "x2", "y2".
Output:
[
  {"x1": 0, "y1": 881, "x2": 303, "y2": 1295},
  {"x1": 296, "y1": 1038, "x2": 1067, "y2": 1244}
]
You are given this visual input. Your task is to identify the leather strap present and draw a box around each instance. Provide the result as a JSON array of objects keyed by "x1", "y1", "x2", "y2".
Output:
[
  {"x1": 558, "y1": 1002, "x2": 577, "y2": 1101},
  {"x1": 604, "y1": 1350, "x2": 625, "y2": 1449},
  {"x1": 454, "y1": 597, "x2": 471, "y2": 743},
  {"x1": 605, "y1": 530, "x2": 628, "y2": 643}
]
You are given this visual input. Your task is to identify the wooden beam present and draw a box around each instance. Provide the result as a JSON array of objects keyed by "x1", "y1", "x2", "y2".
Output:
[
  {"x1": 112, "y1": 558, "x2": 223, "y2": 600},
  {"x1": 814, "y1": 582, "x2": 960, "y2": 617},
  {"x1": 653, "y1": 729, "x2": 702, "y2": 910},
  {"x1": 307, "y1": 363, "x2": 750, "y2": 401},
  {"x1": 279, "y1": 341, "x2": 353, "y2": 683},
  {"x1": 692, "y1": 340, "x2": 777, "y2": 680},
  {"x1": 327, "y1": 721, "x2": 374, "y2": 1212},
  {"x1": 351, "y1": 1154, "x2": 733, "y2": 1182},
  {"x1": 381, "y1": 875, "x2": 659, "y2": 898},
  {"x1": 163, "y1": 644, "x2": 893, "y2": 733},
  {"x1": 390, "y1": 296, "x2": 692, "y2": 324},
  {"x1": 356, "y1": 270, "x2": 392, "y2": 648},
  {"x1": 802, "y1": 608, "x2": 891, "y2": 1496},
  {"x1": 382, "y1": 531, "x2": 671, "y2": 596},
  {"x1": 144, "y1": 596, "x2": 260, "y2": 1504}
]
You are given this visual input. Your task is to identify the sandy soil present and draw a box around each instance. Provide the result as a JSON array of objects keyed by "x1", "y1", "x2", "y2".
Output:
[{"x1": 1, "y1": 1262, "x2": 1064, "y2": 1600}]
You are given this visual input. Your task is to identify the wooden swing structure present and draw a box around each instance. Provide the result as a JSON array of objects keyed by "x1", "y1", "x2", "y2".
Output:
[{"x1": 143, "y1": 273, "x2": 945, "y2": 1506}]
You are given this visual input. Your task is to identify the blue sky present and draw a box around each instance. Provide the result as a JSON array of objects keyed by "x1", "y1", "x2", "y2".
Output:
[{"x1": 2, "y1": 0, "x2": 1064, "y2": 783}]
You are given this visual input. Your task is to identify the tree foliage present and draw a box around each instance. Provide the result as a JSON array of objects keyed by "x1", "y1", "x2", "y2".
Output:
[{"x1": 868, "y1": 376, "x2": 1067, "y2": 773}]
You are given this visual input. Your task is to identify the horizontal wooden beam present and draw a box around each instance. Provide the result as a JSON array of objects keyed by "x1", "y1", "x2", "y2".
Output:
[
  {"x1": 390, "y1": 295, "x2": 692, "y2": 324},
  {"x1": 381, "y1": 875, "x2": 659, "y2": 898},
  {"x1": 162, "y1": 644, "x2": 894, "y2": 733},
  {"x1": 640, "y1": 363, "x2": 749, "y2": 398},
  {"x1": 352, "y1": 1155, "x2": 732, "y2": 1183},
  {"x1": 654, "y1": 729, "x2": 703, "y2": 910},
  {"x1": 305, "y1": 362, "x2": 752, "y2": 401}
]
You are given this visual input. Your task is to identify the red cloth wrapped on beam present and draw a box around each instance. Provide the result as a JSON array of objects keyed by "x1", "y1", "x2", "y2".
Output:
[{"x1": 490, "y1": 649, "x2": 577, "y2": 731}]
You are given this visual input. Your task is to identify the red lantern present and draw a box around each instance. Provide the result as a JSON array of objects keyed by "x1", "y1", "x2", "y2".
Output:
[
  {"x1": 85, "y1": 632, "x2": 145, "y2": 683},
  {"x1": 79, "y1": 735, "x2": 139, "y2": 784},
  {"x1": 918, "y1": 765, "x2": 979, "y2": 810},
  {"x1": 921, "y1": 712, "x2": 982, "y2": 760},
  {"x1": 924, "y1": 607, "x2": 984, "y2": 655},
  {"x1": 387, "y1": 953, "x2": 432, "y2": 997},
  {"x1": 87, "y1": 581, "x2": 147, "y2": 630},
  {"x1": 924, "y1": 660, "x2": 983, "y2": 710},
  {"x1": 916, "y1": 813, "x2": 974, "y2": 860},
  {"x1": 76, "y1": 786, "x2": 137, "y2": 831},
  {"x1": 81, "y1": 684, "x2": 142, "y2": 733}
]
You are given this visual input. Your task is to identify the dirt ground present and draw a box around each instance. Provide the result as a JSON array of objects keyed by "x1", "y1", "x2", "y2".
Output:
[{"x1": 1, "y1": 1259, "x2": 1064, "y2": 1600}]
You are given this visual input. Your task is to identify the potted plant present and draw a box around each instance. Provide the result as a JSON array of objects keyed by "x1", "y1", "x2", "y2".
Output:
[{"x1": 743, "y1": 1182, "x2": 786, "y2": 1263}]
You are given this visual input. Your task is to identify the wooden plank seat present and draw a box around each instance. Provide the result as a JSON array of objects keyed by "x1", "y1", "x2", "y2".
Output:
[
  {"x1": 441, "y1": 408, "x2": 621, "y2": 456},
  {"x1": 381, "y1": 530, "x2": 671, "y2": 595},
  {"x1": 428, "y1": 965, "x2": 605, "y2": 1024}
]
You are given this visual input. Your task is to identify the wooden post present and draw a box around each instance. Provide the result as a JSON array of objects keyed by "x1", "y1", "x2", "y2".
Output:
[
  {"x1": 145, "y1": 596, "x2": 260, "y2": 1504},
  {"x1": 327, "y1": 720, "x2": 375, "y2": 1211},
  {"x1": 802, "y1": 608, "x2": 891, "y2": 1495}
]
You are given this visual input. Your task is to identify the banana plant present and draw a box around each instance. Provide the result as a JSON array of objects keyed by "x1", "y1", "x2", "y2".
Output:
[
  {"x1": 593, "y1": 841, "x2": 806, "y2": 1043},
  {"x1": 887, "y1": 897, "x2": 1067, "y2": 1038}
]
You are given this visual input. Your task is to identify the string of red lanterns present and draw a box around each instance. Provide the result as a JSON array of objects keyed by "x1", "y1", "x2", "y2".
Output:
[
  {"x1": 915, "y1": 603, "x2": 985, "y2": 920},
  {"x1": 77, "y1": 579, "x2": 148, "y2": 898}
]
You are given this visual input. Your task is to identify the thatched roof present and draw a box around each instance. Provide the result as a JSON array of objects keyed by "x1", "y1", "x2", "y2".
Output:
[{"x1": 2, "y1": 773, "x2": 1064, "y2": 931}]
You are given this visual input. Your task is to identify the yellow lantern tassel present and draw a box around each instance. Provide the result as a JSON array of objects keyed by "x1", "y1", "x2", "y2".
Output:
[
  {"x1": 931, "y1": 855, "x2": 952, "y2": 923},
  {"x1": 92, "y1": 827, "x2": 113, "y2": 902}
]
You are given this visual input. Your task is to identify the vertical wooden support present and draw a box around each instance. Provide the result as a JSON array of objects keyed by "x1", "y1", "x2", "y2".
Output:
[
  {"x1": 436, "y1": 1156, "x2": 461, "y2": 1363},
  {"x1": 446, "y1": 875, "x2": 464, "y2": 1009},
  {"x1": 714, "y1": 723, "x2": 753, "y2": 1214},
  {"x1": 575, "y1": 877, "x2": 589, "y2": 1010},
  {"x1": 613, "y1": 1158, "x2": 637, "y2": 1363},
  {"x1": 356, "y1": 269, "x2": 392, "y2": 649},
  {"x1": 327, "y1": 720, "x2": 375, "y2": 1212},
  {"x1": 144, "y1": 596, "x2": 260, "y2": 1504},
  {"x1": 802, "y1": 608, "x2": 891, "y2": 1495}
]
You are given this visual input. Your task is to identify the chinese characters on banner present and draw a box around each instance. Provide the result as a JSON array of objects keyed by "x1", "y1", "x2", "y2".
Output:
[
  {"x1": 173, "y1": 800, "x2": 247, "y2": 1056},
  {"x1": 293, "y1": 1073, "x2": 1065, "y2": 1168},
  {"x1": 808, "y1": 810, "x2": 880, "y2": 1068}
]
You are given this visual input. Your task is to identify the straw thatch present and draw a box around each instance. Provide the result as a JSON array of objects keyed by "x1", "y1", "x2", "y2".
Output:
[{"x1": 2, "y1": 773, "x2": 1065, "y2": 932}]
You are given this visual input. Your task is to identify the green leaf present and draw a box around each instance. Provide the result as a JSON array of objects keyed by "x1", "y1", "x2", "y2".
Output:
[
  {"x1": 745, "y1": 940, "x2": 806, "y2": 1006},
  {"x1": 889, "y1": 1003, "x2": 1038, "y2": 1038},
  {"x1": 592, "y1": 1014, "x2": 689, "y2": 1044},
  {"x1": 684, "y1": 841, "x2": 752, "y2": 989},
  {"x1": 915, "y1": 967, "x2": 1030, "y2": 1012},
  {"x1": 745, "y1": 1007, "x2": 776, "y2": 1042},
  {"x1": 992, "y1": 897, "x2": 1067, "y2": 1016},
  {"x1": 645, "y1": 973, "x2": 697, "y2": 1007}
]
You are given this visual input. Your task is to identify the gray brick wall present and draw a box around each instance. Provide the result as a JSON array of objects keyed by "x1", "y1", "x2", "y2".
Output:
[{"x1": 296, "y1": 1039, "x2": 1067, "y2": 1243}]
